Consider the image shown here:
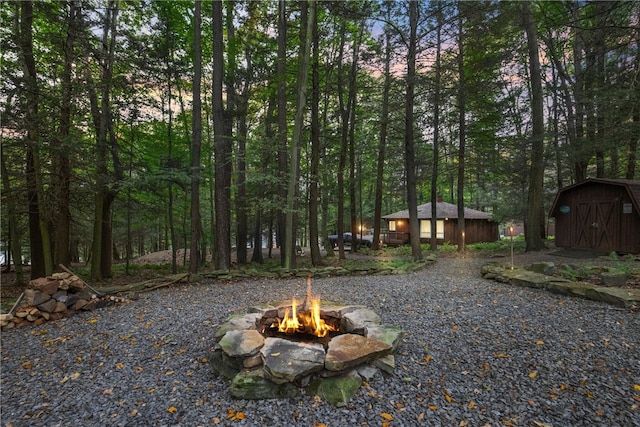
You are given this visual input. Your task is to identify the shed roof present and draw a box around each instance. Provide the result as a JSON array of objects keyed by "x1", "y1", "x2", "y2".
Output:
[
  {"x1": 549, "y1": 178, "x2": 640, "y2": 217},
  {"x1": 383, "y1": 201, "x2": 492, "y2": 220}
]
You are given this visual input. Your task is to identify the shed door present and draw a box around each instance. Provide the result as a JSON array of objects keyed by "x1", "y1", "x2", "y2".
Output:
[{"x1": 573, "y1": 200, "x2": 619, "y2": 251}]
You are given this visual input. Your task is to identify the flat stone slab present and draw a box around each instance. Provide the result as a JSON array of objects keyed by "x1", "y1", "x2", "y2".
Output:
[
  {"x1": 219, "y1": 330, "x2": 264, "y2": 357},
  {"x1": 325, "y1": 333, "x2": 391, "y2": 372},
  {"x1": 481, "y1": 263, "x2": 640, "y2": 308},
  {"x1": 215, "y1": 313, "x2": 261, "y2": 340},
  {"x1": 261, "y1": 338, "x2": 325, "y2": 384}
]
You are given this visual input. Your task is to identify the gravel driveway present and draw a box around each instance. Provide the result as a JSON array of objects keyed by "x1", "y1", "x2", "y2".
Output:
[{"x1": 1, "y1": 256, "x2": 638, "y2": 426}]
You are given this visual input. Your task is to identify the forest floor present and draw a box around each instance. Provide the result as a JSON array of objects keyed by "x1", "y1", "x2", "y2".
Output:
[{"x1": 2, "y1": 245, "x2": 639, "y2": 311}]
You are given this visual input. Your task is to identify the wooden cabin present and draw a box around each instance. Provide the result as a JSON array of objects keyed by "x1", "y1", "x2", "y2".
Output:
[
  {"x1": 382, "y1": 201, "x2": 499, "y2": 246},
  {"x1": 549, "y1": 178, "x2": 640, "y2": 254}
]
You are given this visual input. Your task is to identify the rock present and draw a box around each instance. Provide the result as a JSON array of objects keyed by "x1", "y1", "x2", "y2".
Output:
[
  {"x1": 584, "y1": 287, "x2": 640, "y2": 308},
  {"x1": 28, "y1": 277, "x2": 49, "y2": 289},
  {"x1": 261, "y1": 338, "x2": 325, "y2": 384},
  {"x1": 340, "y1": 308, "x2": 381, "y2": 331},
  {"x1": 214, "y1": 313, "x2": 261, "y2": 340},
  {"x1": 306, "y1": 369, "x2": 362, "y2": 407},
  {"x1": 325, "y1": 333, "x2": 391, "y2": 372},
  {"x1": 54, "y1": 301, "x2": 67, "y2": 313},
  {"x1": 230, "y1": 369, "x2": 299, "y2": 400},
  {"x1": 356, "y1": 365, "x2": 380, "y2": 381},
  {"x1": 372, "y1": 354, "x2": 395, "y2": 374},
  {"x1": 601, "y1": 271, "x2": 627, "y2": 287},
  {"x1": 243, "y1": 354, "x2": 263, "y2": 369},
  {"x1": 52, "y1": 291, "x2": 68, "y2": 302},
  {"x1": 71, "y1": 299, "x2": 88, "y2": 311},
  {"x1": 366, "y1": 325, "x2": 404, "y2": 352},
  {"x1": 208, "y1": 348, "x2": 240, "y2": 380},
  {"x1": 526, "y1": 262, "x2": 555, "y2": 276},
  {"x1": 37, "y1": 299, "x2": 59, "y2": 314},
  {"x1": 32, "y1": 292, "x2": 52, "y2": 306},
  {"x1": 23, "y1": 289, "x2": 36, "y2": 305},
  {"x1": 219, "y1": 330, "x2": 265, "y2": 358}
]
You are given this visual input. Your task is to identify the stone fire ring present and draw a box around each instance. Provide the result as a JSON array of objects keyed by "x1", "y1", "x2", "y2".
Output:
[{"x1": 208, "y1": 302, "x2": 404, "y2": 407}]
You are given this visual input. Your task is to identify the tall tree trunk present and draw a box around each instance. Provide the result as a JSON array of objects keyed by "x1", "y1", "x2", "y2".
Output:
[
  {"x1": 189, "y1": 0, "x2": 202, "y2": 274},
  {"x1": 372, "y1": 3, "x2": 392, "y2": 252},
  {"x1": 336, "y1": 22, "x2": 348, "y2": 260},
  {"x1": 523, "y1": 0, "x2": 546, "y2": 251},
  {"x1": 430, "y1": 3, "x2": 442, "y2": 252},
  {"x1": 284, "y1": 0, "x2": 314, "y2": 270},
  {"x1": 308, "y1": 5, "x2": 323, "y2": 266},
  {"x1": 90, "y1": 0, "x2": 121, "y2": 280},
  {"x1": 348, "y1": 25, "x2": 363, "y2": 253},
  {"x1": 276, "y1": 0, "x2": 288, "y2": 265},
  {"x1": 17, "y1": 1, "x2": 53, "y2": 278},
  {"x1": 1, "y1": 152, "x2": 24, "y2": 284},
  {"x1": 456, "y1": 7, "x2": 466, "y2": 253},
  {"x1": 405, "y1": 0, "x2": 422, "y2": 261},
  {"x1": 213, "y1": 0, "x2": 231, "y2": 270},
  {"x1": 54, "y1": 0, "x2": 79, "y2": 269}
]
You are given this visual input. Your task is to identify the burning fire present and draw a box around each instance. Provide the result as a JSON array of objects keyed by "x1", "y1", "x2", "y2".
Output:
[{"x1": 274, "y1": 276, "x2": 338, "y2": 338}]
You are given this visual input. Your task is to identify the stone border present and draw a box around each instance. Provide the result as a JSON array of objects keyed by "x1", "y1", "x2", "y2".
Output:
[{"x1": 481, "y1": 262, "x2": 640, "y2": 309}]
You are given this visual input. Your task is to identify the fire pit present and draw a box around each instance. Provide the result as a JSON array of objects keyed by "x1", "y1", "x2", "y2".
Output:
[{"x1": 209, "y1": 277, "x2": 403, "y2": 407}]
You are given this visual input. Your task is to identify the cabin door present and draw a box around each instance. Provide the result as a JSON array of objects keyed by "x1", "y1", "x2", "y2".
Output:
[{"x1": 572, "y1": 200, "x2": 619, "y2": 251}]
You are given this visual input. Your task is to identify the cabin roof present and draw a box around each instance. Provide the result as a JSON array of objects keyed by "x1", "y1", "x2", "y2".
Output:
[{"x1": 382, "y1": 201, "x2": 492, "y2": 220}]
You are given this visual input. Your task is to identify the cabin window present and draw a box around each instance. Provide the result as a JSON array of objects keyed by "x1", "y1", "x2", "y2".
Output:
[
  {"x1": 389, "y1": 220, "x2": 396, "y2": 232},
  {"x1": 420, "y1": 220, "x2": 444, "y2": 239}
]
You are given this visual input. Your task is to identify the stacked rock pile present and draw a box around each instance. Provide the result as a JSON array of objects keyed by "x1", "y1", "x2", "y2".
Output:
[{"x1": 0, "y1": 271, "x2": 125, "y2": 330}]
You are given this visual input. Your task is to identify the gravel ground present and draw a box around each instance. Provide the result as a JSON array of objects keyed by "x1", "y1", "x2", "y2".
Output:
[{"x1": 1, "y1": 256, "x2": 639, "y2": 427}]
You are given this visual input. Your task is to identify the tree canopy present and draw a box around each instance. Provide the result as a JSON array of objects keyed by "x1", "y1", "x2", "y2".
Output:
[{"x1": 2, "y1": 0, "x2": 638, "y2": 280}]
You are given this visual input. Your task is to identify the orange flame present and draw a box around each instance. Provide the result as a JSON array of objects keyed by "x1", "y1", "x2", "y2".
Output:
[{"x1": 275, "y1": 276, "x2": 337, "y2": 337}]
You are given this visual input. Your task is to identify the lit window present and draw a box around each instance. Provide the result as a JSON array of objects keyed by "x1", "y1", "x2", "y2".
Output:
[
  {"x1": 420, "y1": 220, "x2": 444, "y2": 238},
  {"x1": 389, "y1": 220, "x2": 396, "y2": 231}
]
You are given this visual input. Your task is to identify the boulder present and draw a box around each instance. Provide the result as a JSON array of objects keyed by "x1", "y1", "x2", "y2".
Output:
[
  {"x1": 306, "y1": 370, "x2": 362, "y2": 407},
  {"x1": 230, "y1": 369, "x2": 299, "y2": 400},
  {"x1": 219, "y1": 330, "x2": 265, "y2": 358},
  {"x1": 261, "y1": 338, "x2": 325, "y2": 384},
  {"x1": 325, "y1": 333, "x2": 391, "y2": 372}
]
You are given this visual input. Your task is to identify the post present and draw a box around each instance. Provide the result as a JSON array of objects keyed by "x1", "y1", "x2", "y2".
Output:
[{"x1": 509, "y1": 225, "x2": 514, "y2": 270}]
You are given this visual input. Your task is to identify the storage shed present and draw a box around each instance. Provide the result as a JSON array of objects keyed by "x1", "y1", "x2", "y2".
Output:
[
  {"x1": 549, "y1": 178, "x2": 640, "y2": 254},
  {"x1": 382, "y1": 201, "x2": 499, "y2": 246}
]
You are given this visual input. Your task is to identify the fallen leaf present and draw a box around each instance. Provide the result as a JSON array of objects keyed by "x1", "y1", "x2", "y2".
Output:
[
  {"x1": 595, "y1": 409, "x2": 604, "y2": 416},
  {"x1": 529, "y1": 371, "x2": 538, "y2": 379},
  {"x1": 102, "y1": 388, "x2": 113, "y2": 395},
  {"x1": 536, "y1": 340, "x2": 544, "y2": 345},
  {"x1": 495, "y1": 353, "x2": 509, "y2": 359},
  {"x1": 130, "y1": 409, "x2": 138, "y2": 416},
  {"x1": 270, "y1": 352, "x2": 280, "y2": 357},
  {"x1": 424, "y1": 355, "x2": 432, "y2": 363},
  {"x1": 502, "y1": 421, "x2": 514, "y2": 426},
  {"x1": 313, "y1": 423, "x2": 327, "y2": 427},
  {"x1": 633, "y1": 395, "x2": 640, "y2": 402},
  {"x1": 452, "y1": 324, "x2": 459, "y2": 331},
  {"x1": 380, "y1": 412, "x2": 394, "y2": 421},
  {"x1": 428, "y1": 405, "x2": 437, "y2": 411},
  {"x1": 467, "y1": 401, "x2": 477, "y2": 409},
  {"x1": 21, "y1": 361, "x2": 33, "y2": 370},
  {"x1": 70, "y1": 372, "x2": 80, "y2": 380},
  {"x1": 445, "y1": 394, "x2": 452, "y2": 403},
  {"x1": 634, "y1": 384, "x2": 640, "y2": 391},
  {"x1": 201, "y1": 357, "x2": 208, "y2": 363},
  {"x1": 115, "y1": 362, "x2": 124, "y2": 369},
  {"x1": 168, "y1": 406, "x2": 177, "y2": 414},
  {"x1": 533, "y1": 421, "x2": 553, "y2": 427},
  {"x1": 89, "y1": 318, "x2": 98, "y2": 323}
]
